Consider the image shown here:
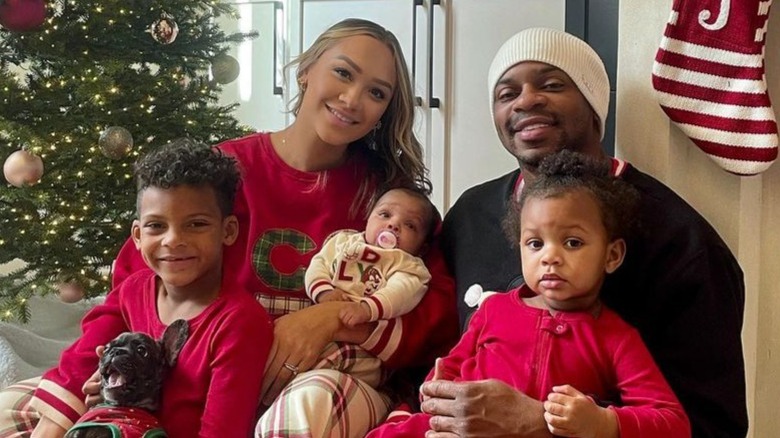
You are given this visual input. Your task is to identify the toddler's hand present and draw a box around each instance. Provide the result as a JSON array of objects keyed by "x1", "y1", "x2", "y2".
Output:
[{"x1": 543, "y1": 384, "x2": 617, "y2": 438}]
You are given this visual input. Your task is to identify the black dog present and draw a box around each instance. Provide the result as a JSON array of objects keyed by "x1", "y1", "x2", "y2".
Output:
[{"x1": 64, "y1": 319, "x2": 189, "y2": 438}]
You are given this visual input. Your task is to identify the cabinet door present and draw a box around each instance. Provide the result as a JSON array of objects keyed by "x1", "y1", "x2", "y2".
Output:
[
  {"x1": 218, "y1": 1, "x2": 288, "y2": 132},
  {"x1": 444, "y1": 0, "x2": 564, "y2": 207}
]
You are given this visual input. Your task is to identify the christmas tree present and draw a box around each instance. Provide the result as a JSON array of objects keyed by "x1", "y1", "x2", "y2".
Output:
[{"x1": 0, "y1": 0, "x2": 256, "y2": 322}]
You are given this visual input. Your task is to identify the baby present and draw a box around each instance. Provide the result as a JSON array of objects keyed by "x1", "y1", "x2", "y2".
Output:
[
  {"x1": 306, "y1": 186, "x2": 438, "y2": 327},
  {"x1": 302, "y1": 186, "x2": 438, "y2": 388}
]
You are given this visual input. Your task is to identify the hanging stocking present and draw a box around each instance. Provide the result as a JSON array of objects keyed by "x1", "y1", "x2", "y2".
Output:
[{"x1": 652, "y1": 0, "x2": 778, "y2": 175}]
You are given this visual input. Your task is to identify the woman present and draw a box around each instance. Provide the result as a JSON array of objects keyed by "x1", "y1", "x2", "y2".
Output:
[{"x1": 1, "y1": 19, "x2": 459, "y2": 438}]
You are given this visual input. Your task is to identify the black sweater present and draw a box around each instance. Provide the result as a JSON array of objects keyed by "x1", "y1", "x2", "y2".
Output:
[{"x1": 440, "y1": 164, "x2": 747, "y2": 438}]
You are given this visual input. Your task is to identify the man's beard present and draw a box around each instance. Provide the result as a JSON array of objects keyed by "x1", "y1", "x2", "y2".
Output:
[{"x1": 515, "y1": 134, "x2": 571, "y2": 170}]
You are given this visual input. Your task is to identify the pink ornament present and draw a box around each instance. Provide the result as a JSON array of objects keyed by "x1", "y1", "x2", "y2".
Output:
[
  {"x1": 0, "y1": 0, "x2": 47, "y2": 32},
  {"x1": 57, "y1": 281, "x2": 85, "y2": 303},
  {"x1": 3, "y1": 149, "x2": 44, "y2": 187}
]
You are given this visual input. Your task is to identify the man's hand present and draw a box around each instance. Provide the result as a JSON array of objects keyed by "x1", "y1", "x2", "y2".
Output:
[
  {"x1": 82, "y1": 345, "x2": 105, "y2": 407},
  {"x1": 419, "y1": 379, "x2": 552, "y2": 438},
  {"x1": 421, "y1": 358, "x2": 444, "y2": 402},
  {"x1": 543, "y1": 385, "x2": 618, "y2": 438}
]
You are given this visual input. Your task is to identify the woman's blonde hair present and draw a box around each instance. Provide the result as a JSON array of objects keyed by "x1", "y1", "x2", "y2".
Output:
[{"x1": 285, "y1": 18, "x2": 431, "y2": 216}]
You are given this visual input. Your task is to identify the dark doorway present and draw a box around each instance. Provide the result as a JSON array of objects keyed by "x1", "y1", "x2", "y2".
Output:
[{"x1": 566, "y1": 0, "x2": 619, "y2": 155}]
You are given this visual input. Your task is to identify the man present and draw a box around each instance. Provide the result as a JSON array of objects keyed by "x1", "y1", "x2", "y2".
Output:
[{"x1": 427, "y1": 28, "x2": 747, "y2": 437}]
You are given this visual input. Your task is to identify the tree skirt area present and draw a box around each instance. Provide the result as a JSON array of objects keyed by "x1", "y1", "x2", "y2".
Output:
[{"x1": 0, "y1": 295, "x2": 102, "y2": 389}]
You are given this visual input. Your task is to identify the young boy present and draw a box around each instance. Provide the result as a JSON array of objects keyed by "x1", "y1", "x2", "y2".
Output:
[
  {"x1": 369, "y1": 150, "x2": 691, "y2": 438},
  {"x1": 302, "y1": 187, "x2": 437, "y2": 387},
  {"x1": 29, "y1": 139, "x2": 273, "y2": 438}
]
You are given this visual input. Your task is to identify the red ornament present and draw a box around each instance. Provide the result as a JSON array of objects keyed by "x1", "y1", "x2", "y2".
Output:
[{"x1": 0, "y1": 0, "x2": 47, "y2": 32}]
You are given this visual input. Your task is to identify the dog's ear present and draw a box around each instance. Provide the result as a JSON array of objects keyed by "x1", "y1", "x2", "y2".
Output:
[{"x1": 160, "y1": 319, "x2": 189, "y2": 368}]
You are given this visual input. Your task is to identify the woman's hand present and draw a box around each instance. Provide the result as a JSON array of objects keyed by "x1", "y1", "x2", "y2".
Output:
[
  {"x1": 82, "y1": 345, "x2": 105, "y2": 407},
  {"x1": 260, "y1": 302, "x2": 343, "y2": 406}
]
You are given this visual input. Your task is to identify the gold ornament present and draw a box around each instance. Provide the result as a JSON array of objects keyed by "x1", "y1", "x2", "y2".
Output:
[
  {"x1": 98, "y1": 126, "x2": 134, "y2": 159},
  {"x1": 3, "y1": 149, "x2": 44, "y2": 187}
]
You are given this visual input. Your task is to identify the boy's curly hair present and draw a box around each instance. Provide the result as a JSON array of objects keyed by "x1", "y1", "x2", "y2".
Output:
[
  {"x1": 503, "y1": 150, "x2": 639, "y2": 247},
  {"x1": 134, "y1": 138, "x2": 240, "y2": 216}
]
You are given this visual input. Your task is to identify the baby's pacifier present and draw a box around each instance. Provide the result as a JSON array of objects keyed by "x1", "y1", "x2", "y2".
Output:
[{"x1": 377, "y1": 230, "x2": 398, "y2": 249}]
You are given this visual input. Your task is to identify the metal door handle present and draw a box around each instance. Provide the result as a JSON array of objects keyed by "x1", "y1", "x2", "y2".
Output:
[
  {"x1": 412, "y1": 0, "x2": 423, "y2": 106},
  {"x1": 272, "y1": 1, "x2": 283, "y2": 95},
  {"x1": 427, "y1": 0, "x2": 440, "y2": 108}
]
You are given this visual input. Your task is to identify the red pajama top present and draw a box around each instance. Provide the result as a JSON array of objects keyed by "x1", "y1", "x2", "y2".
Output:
[
  {"x1": 31, "y1": 270, "x2": 273, "y2": 438},
  {"x1": 370, "y1": 285, "x2": 690, "y2": 438}
]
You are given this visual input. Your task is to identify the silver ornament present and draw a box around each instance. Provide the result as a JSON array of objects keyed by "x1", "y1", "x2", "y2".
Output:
[
  {"x1": 210, "y1": 54, "x2": 240, "y2": 84},
  {"x1": 98, "y1": 126, "x2": 133, "y2": 160}
]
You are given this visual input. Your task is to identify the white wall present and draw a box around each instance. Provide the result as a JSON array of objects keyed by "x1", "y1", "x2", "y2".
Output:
[{"x1": 616, "y1": 1, "x2": 780, "y2": 436}]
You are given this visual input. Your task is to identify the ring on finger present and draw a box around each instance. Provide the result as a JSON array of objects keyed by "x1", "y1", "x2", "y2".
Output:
[{"x1": 283, "y1": 362, "x2": 299, "y2": 375}]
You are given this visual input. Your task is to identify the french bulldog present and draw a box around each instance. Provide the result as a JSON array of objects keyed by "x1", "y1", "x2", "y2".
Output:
[{"x1": 64, "y1": 319, "x2": 189, "y2": 438}]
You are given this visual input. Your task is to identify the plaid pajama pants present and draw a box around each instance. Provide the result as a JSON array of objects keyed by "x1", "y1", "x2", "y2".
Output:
[
  {"x1": 254, "y1": 342, "x2": 392, "y2": 438},
  {"x1": 0, "y1": 377, "x2": 41, "y2": 438},
  {"x1": 255, "y1": 369, "x2": 392, "y2": 438}
]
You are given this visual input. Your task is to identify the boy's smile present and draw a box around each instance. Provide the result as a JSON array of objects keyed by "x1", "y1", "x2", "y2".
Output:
[{"x1": 131, "y1": 185, "x2": 237, "y2": 299}]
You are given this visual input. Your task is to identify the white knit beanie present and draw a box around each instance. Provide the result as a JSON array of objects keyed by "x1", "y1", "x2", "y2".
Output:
[{"x1": 488, "y1": 27, "x2": 610, "y2": 140}]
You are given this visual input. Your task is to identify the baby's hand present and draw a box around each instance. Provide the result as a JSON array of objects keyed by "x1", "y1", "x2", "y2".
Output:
[
  {"x1": 339, "y1": 302, "x2": 371, "y2": 327},
  {"x1": 317, "y1": 289, "x2": 349, "y2": 303},
  {"x1": 543, "y1": 385, "x2": 617, "y2": 438}
]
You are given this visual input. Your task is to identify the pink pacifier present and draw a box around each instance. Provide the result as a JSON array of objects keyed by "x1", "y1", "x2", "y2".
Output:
[{"x1": 376, "y1": 230, "x2": 398, "y2": 249}]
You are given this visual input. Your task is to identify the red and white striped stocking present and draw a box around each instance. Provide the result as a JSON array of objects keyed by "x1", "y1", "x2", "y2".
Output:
[{"x1": 653, "y1": 0, "x2": 778, "y2": 175}]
